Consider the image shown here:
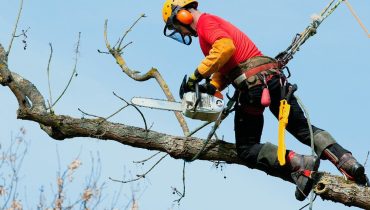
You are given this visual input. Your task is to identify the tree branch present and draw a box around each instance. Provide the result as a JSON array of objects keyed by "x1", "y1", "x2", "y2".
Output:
[
  {"x1": 7, "y1": 0, "x2": 24, "y2": 57},
  {"x1": 103, "y1": 19, "x2": 189, "y2": 136},
  {"x1": 1, "y1": 17, "x2": 370, "y2": 209},
  {"x1": 314, "y1": 173, "x2": 370, "y2": 209}
]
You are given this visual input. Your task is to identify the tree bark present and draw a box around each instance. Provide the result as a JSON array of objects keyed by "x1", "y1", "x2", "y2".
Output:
[
  {"x1": 314, "y1": 173, "x2": 370, "y2": 209},
  {"x1": 1, "y1": 43, "x2": 370, "y2": 209}
]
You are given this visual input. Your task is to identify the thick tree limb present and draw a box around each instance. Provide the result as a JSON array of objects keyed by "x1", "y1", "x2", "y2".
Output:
[
  {"x1": 1, "y1": 42, "x2": 370, "y2": 209},
  {"x1": 314, "y1": 173, "x2": 370, "y2": 209}
]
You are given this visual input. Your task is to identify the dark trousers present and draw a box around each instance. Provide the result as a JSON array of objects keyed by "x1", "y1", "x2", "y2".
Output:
[{"x1": 234, "y1": 75, "x2": 322, "y2": 167}]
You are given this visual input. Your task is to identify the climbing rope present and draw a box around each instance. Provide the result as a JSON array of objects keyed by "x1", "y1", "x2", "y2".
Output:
[
  {"x1": 295, "y1": 95, "x2": 316, "y2": 210},
  {"x1": 276, "y1": 0, "x2": 345, "y2": 67}
]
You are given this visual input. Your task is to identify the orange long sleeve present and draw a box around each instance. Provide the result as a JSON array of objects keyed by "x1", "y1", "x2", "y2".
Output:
[{"x1": 197, "y1": 38, "x2": 235, "y2": 78}]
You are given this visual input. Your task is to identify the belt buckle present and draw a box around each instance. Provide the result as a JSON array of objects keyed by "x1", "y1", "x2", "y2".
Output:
[{"x1": 234, "y1": 73, "x2": 247, "y2": 86}]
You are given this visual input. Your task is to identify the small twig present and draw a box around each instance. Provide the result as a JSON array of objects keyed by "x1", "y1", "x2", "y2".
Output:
[
  {"x1": 14, "y1": 27, "x2": 30, "y2": 38},
  {"x1": 113, "y1": 92, "x2": 148, "y2": 131},
  {"x1": 97, "y1": 49, "x2": 110, "y2": 54},
  {"x1": 51, "y1": 32, "x2": 81, "y2": 109},
  {"x1": 173, "y1": 161, "x2": 186, "y2": 203},
  {"x1": 46, "y1": 43, "x2": 54, "y2": 111},
  {"x1": 14, "y1": 27, "x2": 30, "y2": 50},
  {"x1": 364, "y1": 151, "x2": 370, "y2": 167},
  {"x1": 117, "y1": 14, "x2": 146, "y2": 50},
  {"x1": 148, "y1": 122, "x2": 154, "y2": 131},
  {"x1": 78, "y1": 103, "x2": 131, "y2": 124},
  {"x1": 7, "y1": 0, "x2": 24, "y2": 57},
  {"x1": 186, "y1": 121, "x2": 212, "y2": 137},
  {"x1": 99, "y1": 104, "x2": 130, "y2": 123},
  {"x1": 121, "y1": 41, "x2": 133, "y2": 50},
  {"x1": 133, "y1": 152, "x2": 161, "y2": 164},
  {"x1": 109, "y1": 154, "x2": 168, "y2": 184},
  {"x1": 214, "y1": 133, "x2": 220, "y2": 141},
  {"x1": 78, "y1": 108, "x2": 103, "y2": 119}
]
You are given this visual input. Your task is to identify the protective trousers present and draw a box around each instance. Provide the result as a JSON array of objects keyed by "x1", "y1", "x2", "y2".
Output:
[{"x1": 234, "y1": 75, "x2": 346, "y2": 180}]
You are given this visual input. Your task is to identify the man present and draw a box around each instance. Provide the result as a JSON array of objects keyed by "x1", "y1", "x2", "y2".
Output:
[{"x1": 162, "y1": 0, "x2": 368, "y2": 201}]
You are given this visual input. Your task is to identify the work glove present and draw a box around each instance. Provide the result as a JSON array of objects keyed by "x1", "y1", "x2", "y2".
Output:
[
  {"x1": 185, "y1": 70, "x2": 203, "y2": 91},
  {"x1": 199, "y1": 82, "x2": 216, "y2": 95}
]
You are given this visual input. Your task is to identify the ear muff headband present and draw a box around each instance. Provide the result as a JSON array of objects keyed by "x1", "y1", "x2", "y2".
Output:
[{"x1": 176, "y1": 9, "x2": 193, "y2": 25}]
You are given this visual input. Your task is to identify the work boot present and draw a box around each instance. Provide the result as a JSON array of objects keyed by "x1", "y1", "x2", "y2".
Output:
[
  {"x1": 323, "y1": 149, "x2": 369, "y2": 185},
  {"x1": 287, "y1": 151, "x2": 320, "y2": 201}
]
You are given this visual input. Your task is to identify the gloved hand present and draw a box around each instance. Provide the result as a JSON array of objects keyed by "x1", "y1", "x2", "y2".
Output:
[
  {"x1": 199, "y1": 82, "x2": 216, "y2": 95},
  {"x1": 185, "y1": 70, "x2": 203, "y2": 91}
]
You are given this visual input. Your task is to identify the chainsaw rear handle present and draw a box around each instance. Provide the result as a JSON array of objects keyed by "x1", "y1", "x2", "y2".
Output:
[
  {"x1": 193, "y1": 82, "x2": 201, "y2": 111},
  {"x1": 179, "y1": 75, "x2": 187, "y2": 99}
]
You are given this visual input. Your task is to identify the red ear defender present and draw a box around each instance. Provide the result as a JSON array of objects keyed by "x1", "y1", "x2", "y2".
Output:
[{"x1": 176, "y1": 9, "x2": 193, "y2": 25}]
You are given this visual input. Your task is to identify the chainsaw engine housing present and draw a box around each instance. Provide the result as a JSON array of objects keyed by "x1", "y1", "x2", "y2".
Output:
[{"x1": 181, "y1": 92, "x2": 224, "y2": 121}]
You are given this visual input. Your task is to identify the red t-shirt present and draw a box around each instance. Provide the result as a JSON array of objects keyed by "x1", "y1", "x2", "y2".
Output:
[{"x1": 197, "y1": 13, "x2": 263, "y2": 75}]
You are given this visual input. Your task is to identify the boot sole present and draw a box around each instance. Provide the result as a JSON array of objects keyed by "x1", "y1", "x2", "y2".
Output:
[
  {"x1": 354, "y1": 165, "x2": 367, "y2": 185},
  {"x1": 295, "y1": 156, "x2": 320, "y2": 201}
]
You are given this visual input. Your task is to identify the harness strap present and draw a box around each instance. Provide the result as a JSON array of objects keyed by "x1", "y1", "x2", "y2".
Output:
[{"x1": 233, "y1": 62, "x2": 279, "y2": 87}]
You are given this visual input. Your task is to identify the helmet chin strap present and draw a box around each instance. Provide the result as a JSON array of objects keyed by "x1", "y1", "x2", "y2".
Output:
[{"x1": 184, "y1": 24, "x2": 197, "y2": 37}]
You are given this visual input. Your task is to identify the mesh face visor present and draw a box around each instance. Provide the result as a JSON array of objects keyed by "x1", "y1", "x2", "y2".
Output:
[{"x1": 163, "y1": 24, "x2": 192, "y2": 45}]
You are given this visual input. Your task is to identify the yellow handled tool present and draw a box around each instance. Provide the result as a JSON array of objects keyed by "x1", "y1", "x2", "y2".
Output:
[
  {"x1": 278, "y1": 99, "x2": 290, "y2": 165},
  {"x1": 277, "y1": 84, "x2": 297, "y2": 166}
]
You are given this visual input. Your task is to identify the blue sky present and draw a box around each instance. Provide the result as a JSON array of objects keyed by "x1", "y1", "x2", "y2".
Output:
[{"x1": 1, "y1": 0, "x2": 370, "y2": 209}]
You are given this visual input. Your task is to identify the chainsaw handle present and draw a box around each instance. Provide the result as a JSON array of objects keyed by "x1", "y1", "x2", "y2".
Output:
[
  {"x1": 193, "y1": 82, "x2": 201, "y2": 111},
  {"x1": 179, "y1": 75, "x2": 187, "y2": 99}
]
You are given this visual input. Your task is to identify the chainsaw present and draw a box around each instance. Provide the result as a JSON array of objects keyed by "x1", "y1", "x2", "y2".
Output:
[{"x1": 131, "y1": 76, "x2": 224, "y2": 122}]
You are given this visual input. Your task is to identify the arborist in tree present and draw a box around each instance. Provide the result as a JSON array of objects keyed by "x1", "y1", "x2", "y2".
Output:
[{"x1": 162, "y1": 0, "x2": 369, "y2": 201}]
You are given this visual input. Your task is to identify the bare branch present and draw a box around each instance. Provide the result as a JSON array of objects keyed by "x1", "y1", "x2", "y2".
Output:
[
  {"x1": 121, "y1": 41, "x2": 133, "y2": 51},
  {"x1": 97, "y1": 49, "x2": 110, "y2": 54},
  {"x1": 7, "y1": 0, "x2": 24, "y2": 57},
  {"x1": 364, "y1": 151, "x2": 370, "y2": 167},
  {"x1": 51, "y1": 32, "x2": 81, "y2": 109},
  {"x1": 104, "y1": 19, "x2": 189, "y2": 135},
  {"x1": 187, "y1": 122, "x2": 212, "y2": 137},
  {"x1": 173, "y1": 161, "x2": 186, "y2": 203},
  {"x1": 102, "y1": 104, "x2": 130, "y2": 122},
  {"x1": 78, "y1": 108, "x2": 103, "y2": 119},
  {"x1": 109, "y1": 154, "x2": 168, "y2": 184},
  {"x1": 13, "y1": 27, "x2": 30, "y2": 51},
  {"x1": 113, "y1": 92, "x2": 148, "y2": 131},
  {"x1": 133, "y1": 152, "x2": 161, "y2": 164},
  {"x1": 46, "y1": 43, "x2": 54, "y2": 111},
  {"x1": 117, "y1": 14, "x2": 146, "y2": 50}
]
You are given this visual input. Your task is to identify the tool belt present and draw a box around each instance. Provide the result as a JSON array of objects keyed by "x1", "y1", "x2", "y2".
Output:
[{"x1": 229, "y1": 56, "x2": 281, "y2": 89}]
